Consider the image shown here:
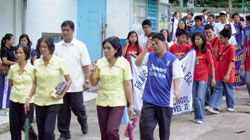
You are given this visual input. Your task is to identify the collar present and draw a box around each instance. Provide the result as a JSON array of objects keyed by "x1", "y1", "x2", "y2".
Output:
[
  {"x1": 100, "y1": 57, "x2": 124, "y2": 68},
  {"x1": 13, "y1": 62, "x2": 30, "y2": 72},
  {"x1": 62, "y1": 39, "x2": 75, "y2": 46},
  {"x1": 38, "y1": 55, "x2": 56, "y2": 66}
]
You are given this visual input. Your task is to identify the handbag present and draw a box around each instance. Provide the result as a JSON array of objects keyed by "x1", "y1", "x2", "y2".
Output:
[{"x1": 0, "y1": 63, "x2": 9, "y2": 76}]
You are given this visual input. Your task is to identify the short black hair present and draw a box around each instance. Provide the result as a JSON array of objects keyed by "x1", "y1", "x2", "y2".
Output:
[
  {"x1": 102, "y1": 36, "x2": 122, "y2": 58},
  {"x1": 216, "y1": 15, "x2": 220, "y2": 19},
  {"x1": 148, "y1": 32, "x2": 156, "y2": 38},
  {"x1": 186, "y1": 31, "x2": 192, "y2": 38},
  {"x1": 188, "y1": 12, "x2": 194, "y2": 17},
  {"x1": 204, "y1": 24, "x2": 214, "y2": 30},
  {"x1": 36, "y1": 36, "x2": 55, "y2": 57},
  {"x1": 232, "y1": 13, "x2": 240, "y2": 19},
  {"x1": 142, "y1": 19, "x2": 152, "y2": 27},
  {"x1": 203, "y1": 9, "x2": 208, "y2": 13},
  {"x1": 176, "y1": 29, "x2": 187, "y2": 37},
  {"x1": 16, "y1": 43, "x2": 31, "y2": 60},
  {"x1": 240, "y1": 16, "x2": 244, "y2": 22},
  {"x1": 152, "y1": 33, "x2": 165, "y2": 42},
  {"x1": 61, "y1": 20, "x2": 75, "y2": 30},
  {"x1": 208, "y1": 14, "x2": 214, "y2": 18},
  {"x1": 220, "y1": 28, "x2": 231, "y2": 39},
  {"x1": 194, "y1": 16, "x2": 202, "y2": 21},
  {"x1": 246, "y1": 15, "x2": 250, "y2": 21}
]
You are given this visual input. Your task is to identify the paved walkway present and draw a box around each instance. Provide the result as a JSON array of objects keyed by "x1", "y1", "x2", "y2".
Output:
[{"x1": 0, "y1": 87, "x2": 249, "y2": 140}]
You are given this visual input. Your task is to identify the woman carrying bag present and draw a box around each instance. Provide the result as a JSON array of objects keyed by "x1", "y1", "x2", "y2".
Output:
[{"x1": 0, "y1": 33, "x2": 16, "y2": 109}]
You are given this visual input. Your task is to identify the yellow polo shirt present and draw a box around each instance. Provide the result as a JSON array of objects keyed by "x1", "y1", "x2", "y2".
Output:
[
  {"x1": 8, "y1": 63, "x2": 34, "y2": 104},
  {"x1": 34, "y1": 55, "x2": 69, "y2": 106},
  {"x1": 96, "y1": 57, "x2": 132, "y2": 107}
]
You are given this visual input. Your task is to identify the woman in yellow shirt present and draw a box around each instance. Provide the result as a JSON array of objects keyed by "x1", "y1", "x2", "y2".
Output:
[
  {"x1": 8, "y1": 44, "x2": 37, "y2": 140},
  {"x1": 24, "y1": 36, "x2": 72, "y2": 140},
  {"x1": 90, "y1": 36, "x2": 134, "y2": 140}
]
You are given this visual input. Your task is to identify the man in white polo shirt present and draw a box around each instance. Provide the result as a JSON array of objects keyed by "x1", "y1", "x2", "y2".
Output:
[
  {"x1": 54, "y1": 20, "x2": 91, "y2": 140},
  {"x1": 214, "y1": 11, "x2": 236, "y2": 37}
]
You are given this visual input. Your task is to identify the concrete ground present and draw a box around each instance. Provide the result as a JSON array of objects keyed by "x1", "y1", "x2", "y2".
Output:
[{"x1": 0, "y1": 87, "x2": 249, "y2": 140}]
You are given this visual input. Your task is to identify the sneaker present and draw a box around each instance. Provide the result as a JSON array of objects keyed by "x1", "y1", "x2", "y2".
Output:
[
  {"x1": 208, "y1": 107, "x2": 220, "y2": 114},
  {"x1": 227, "y1": 108, "x2": 235, "y2": 112},
  {"x1": 205, "y1": 106, "x2": 210, "y2": 111},
  {"x1": 196, "y1": 120, "x2": 203, "y2": 124},
  {"x1": 222, "y1": 96, "x2": 226, "y2": 100},
  {"x1": 193, "y1": 119, "x2": 198, "y2": 122}
]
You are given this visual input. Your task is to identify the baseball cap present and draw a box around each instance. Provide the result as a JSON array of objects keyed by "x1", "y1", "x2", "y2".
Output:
[{"x1": 219, "y1": 11, "x2": 227, "y2": 16}]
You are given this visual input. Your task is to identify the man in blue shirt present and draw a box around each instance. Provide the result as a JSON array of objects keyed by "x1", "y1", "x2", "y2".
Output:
[
  {"x1": 135, "y1": 33, "x2": 183, "y2": 140},
  {"x1": 191, "y1": 16, "x2": 205, "y2": 34},
  {"x1": 233, "y1": 13, "x2": 245, "y2": 46}
]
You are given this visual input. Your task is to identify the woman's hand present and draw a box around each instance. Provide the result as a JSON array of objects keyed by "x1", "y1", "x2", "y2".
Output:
[
  {"x1": 128, "y1": 106, "x2": 134, "y2": 118},
  {"x1": 24, "y1": 98, "x2": 30, "y2": 114}
]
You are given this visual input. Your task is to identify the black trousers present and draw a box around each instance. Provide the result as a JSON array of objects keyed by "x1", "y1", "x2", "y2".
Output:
[
  {"x1": 57, "y1": 92, "x2": 87, "y2": 138},
  {"x1": 9, "y1": 101, "x2": 37, "y2": 140},
  {"x1": 139, "y1": 102, "x2": 173, "y2": 140},
  {"x1": 35, "y1": 104, "x2": 60, "y2": 140}
]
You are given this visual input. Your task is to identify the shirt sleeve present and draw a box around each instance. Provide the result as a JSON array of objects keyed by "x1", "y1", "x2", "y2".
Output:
[
  {"x1": 172, "y1": 59, "x2": 184, "y2": 80},
  {"x1": 1, "y1": 48, "x2": 7, "y2": 58},
  {"x1": 60, "y1": 59, "x2": 69, "y2": 75},
  {"x1": 141, "y1": 53, "x2": 149, "y2": 66},
  {"x1": 31, "y1": 48, "x2": 37, "y2": 57},
  {"x1": 231, "y1": 23, "x2": 236, "y2": 34},
  {"x1": 7, "y1": 66, "x2": 13, "y2": 80},
  {"x1": 80, "y1": 44, "x2": 91, "y2": 66},
  {"x1": 229, "y1": 46, "x2": 235, "y2": 62},
  {"x1": 123, "y1": 60, "x2": 133, "y2": 80},
  {"x1": 207, "y1": 50, "x2": 214, "y2": 64}
]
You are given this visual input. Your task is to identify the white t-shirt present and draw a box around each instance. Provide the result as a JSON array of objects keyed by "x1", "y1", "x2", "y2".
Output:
[
  {"x1": 139, "y1": 34, "x2": 148, "y2": 50},
  {"x1": 229, "y1": 36, "x2": 237, "y2": 46},
  {"x1": 214, "y1": 22, "x2": 236, "y2": 37},
  {"x1": 54, "y1": 39, "x2": 91, "y2": 92}
]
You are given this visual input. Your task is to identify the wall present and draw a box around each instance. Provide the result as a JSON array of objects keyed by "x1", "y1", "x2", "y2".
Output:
[
  {"x1": 106, "y1": 0, "x2": 130, "y2": 39},
  {"x1": 26, "y1": 0, "x2": 77, "y2": 47},
  {"x1": 0, "y1": 0, "x2": 23, "y2": 45}
]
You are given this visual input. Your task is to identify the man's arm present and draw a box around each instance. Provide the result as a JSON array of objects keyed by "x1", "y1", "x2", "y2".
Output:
[{"x1": 82, "y1": 65, "x2": 90, "y2": 90}]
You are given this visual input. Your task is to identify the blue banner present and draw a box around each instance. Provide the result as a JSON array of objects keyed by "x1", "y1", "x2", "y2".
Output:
[{"x1": 234, "y1": 48, "x2": 246, "y2": 86}]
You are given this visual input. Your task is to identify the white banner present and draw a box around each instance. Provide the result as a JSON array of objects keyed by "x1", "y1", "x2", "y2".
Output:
[
  {"x1": 172, "y1": 49, "x2": 196, "y2": 115},
  {"x1": 131, "y1": 49, "x2": 196, "y2": 115},
  {"x1": 130, "y1": 55, "x2": 148, "y2": 112}
]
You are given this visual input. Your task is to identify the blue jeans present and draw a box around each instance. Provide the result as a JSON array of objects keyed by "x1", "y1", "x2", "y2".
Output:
[
  {"x1": 192, "y1": 81, "x2": 207, "y2": 121},
  {"x1": 209, "y1": 80, "x2": 235, "y2": 109},
  {"x1": 245, "y1": 71, "x2": 250, "y2": 102}
]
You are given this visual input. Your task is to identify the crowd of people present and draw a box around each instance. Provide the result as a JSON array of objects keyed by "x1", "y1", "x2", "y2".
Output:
[{"x1": 0, "y1": 9, "x2": 250, "y2": 140}]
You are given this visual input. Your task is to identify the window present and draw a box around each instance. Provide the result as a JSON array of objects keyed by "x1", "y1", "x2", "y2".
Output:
[{"x1": 42, "y1": 32, "x2": 62, "y2": 43}]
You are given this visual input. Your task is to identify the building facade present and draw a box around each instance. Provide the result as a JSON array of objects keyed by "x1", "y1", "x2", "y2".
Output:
[{"x1": 0, "y1": 0, "x2": 170, "y2": 62}]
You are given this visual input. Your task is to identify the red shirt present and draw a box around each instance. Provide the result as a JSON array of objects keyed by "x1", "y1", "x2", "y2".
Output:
[
  {"x1": 194, "y1": 49, "x2": 214, "y2": 81},
  {"x1": 190, "y1": 42, "x2": 213, "y2": 53},
  {"x1": 207, "y1": 35, "x2": 221, "y2": 70},
  {"x1": 123, "y1": 45, "x2": 143, "y2": 66},
  {"x1": 245, "y1": 39, "x2": 250, "y2": 71},
  {"x1": 216, "y1": 44, "x2": 235, "y2": 83},
  {"x1": 169, "y1": 43, "x2": 192, "y2": 59}
]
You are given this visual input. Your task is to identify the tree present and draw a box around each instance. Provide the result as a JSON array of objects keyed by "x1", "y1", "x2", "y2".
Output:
[
  {"x1": 179, "y1": 0, "x2": 183, "y2": 18},
  {"x1": 229, "y1": 0, "x2": 232, "y2": 17}
]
